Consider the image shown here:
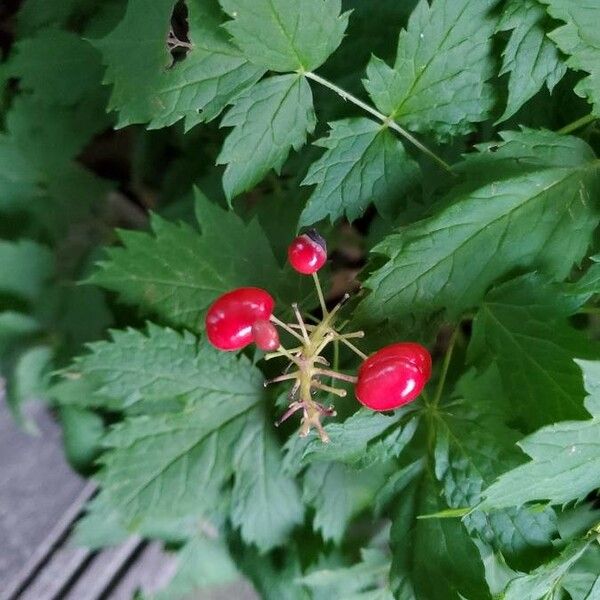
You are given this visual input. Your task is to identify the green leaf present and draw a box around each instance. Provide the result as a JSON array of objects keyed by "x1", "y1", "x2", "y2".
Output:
[
  {"x1": 95, "y1": 0, "x2": 264, "y2": 129},
  {"x1": 0, "y1": 239, "x2": 53, "y2": 302},
  {"x1": 298, "y1": 548, "x2": 394, "y2": 599},
  {"x1": 496, "y1": 0, "x2": 567, "y2": 122},
  {"x1": 434, "y1": 367, "x2": 557, "y2": 561},
  {"x1": 75, "y1": 324, "x2": 262, "y2": 412},
  {"x1": 285, "y1": 408, "x2": 417, "y2": 469},
  {"x1": 358, "y1": 130, "x2": 600, "y2": 323},
  {"x1": 217, "y1": 74, "x2": 316, "y2": 200},
  {"x1": 6, "y1": 28, "x2": 105, "y2": 106},
  {"x1": 480, "y1": 359, "x2": 600, "y2": 509},
  {"x1": 300, "y1": 118, "x2": 420, "y2": 225},
  {"x1": 90, "y1": 191, "x2": 299, "y2": 330},
  {"x1": 302, "y1": 461, "x2": 391, "y2": 544},
  {"x1": 572, "y1": 255, "x2": 600, "y2": 298},
  {"x1": 490, "y1": 538, "x2": 594, "y2": 600},
  {"x1": 539, "y1": 0, "x2": 600, "y2": 116},
  {"x1": 363, "y1": 0, "x2": 498, "y2": 139},
  {"x1": 390, "y1": 469, "x2": 489, "y2": 600},
  {"x1": 231, "y1": 416, "x2": 304, "y2": 551},
  {"x1": 93, "y1": 339, "x2": 264, "y2": 523},
  {"x1": 154, "y1": 537, "x2": 242, "y2": 600},
  {"x1": 468, "y1": 274, "x2": 597, "y2": 427},
  {"x1": 219, "y1": 0, "x2": 348, "y2": 72}
]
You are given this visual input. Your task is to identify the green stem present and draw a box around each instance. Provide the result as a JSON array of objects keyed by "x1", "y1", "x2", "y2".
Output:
[
  {"x1": 312, "y1": 272, "x2": 327, "y2": 316},
  {"x1": 557, "y1": 113, "x2": 596, "y2": 135},
  {"x1": 432, "y1": 327, "x2": 460, "y2": 407},
  {"x1": 304, "y1": 71, "x2": 453, "y2": 173}
]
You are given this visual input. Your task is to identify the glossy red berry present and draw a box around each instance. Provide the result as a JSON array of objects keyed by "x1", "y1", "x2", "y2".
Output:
[
  {"x1": 355, "y1": 343, "x2": 431, "y2": 411},
  {"x1": 252, "y1": 319, "x2": 280, "y2": 351},
  {"x1": 206, "y1": 287, "x2": 274, "y2": 351},
  {"x1": 288, "y1": 229, "x2": 327, "y2": 275}
]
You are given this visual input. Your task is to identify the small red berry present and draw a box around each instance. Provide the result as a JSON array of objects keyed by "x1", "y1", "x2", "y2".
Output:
[
  {"x1": 288, "y1": 229, "x2": 327, "y2": 275},
  {"x1": 355, "y1": 343, "x2": 431, "y2": 411},
  {"x1": 206, "y1": 287, "x2": 274, "y2": 351},
  {"x1": 252, "y1": 319, "x2": 280, "y2": 351}
]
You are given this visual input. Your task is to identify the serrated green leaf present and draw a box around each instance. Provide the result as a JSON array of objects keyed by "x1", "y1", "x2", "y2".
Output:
[
  {"x1": 434, "y1": 367, "x2": 557, "y2": 561},
  {"x1": 539, "y1": 0, "x2": 600, "y2": 116},
  {"x1": 468, "y1": 274, "x2": 597, "y2": 427},
  {"x1": 390, "y1": 470, "x2": 489, "y2": 600},
  {"x1": 219, "y1": 0, "x2": 348, "y2": 72},
  {"x1": 302, "y1": 461, "x2": 390, "y2": 544},
  {"x1": 75, "y1": 324, "x2": 262, "y2": 412},
  {"x1": 502, "y1": 538, "x2": 593, "y2": 600},
  {"x1": 231, "y1": 416, "x2": 304, "y2": 551},
  {"x1": 217, "y1": 74, "x2": 316, "y2": 200},
  {"x1": 6, "y1": 28, "x2": 105, "y2": 106},
  {"x1": 90, "y1": 191, "x2": 301, "y2": 330},
  {"x1": 94, "y1": 349, "x2": 264, "y2": 523},
  {"x1": 358, "y1": 130, "x2": 600, "y2": 324},
  {"x1": 154, "y1": 537, "x2": 242, "y2": 600},
  {"x1": 299, "y1": 548, "x2": 394, "y2": 599},
  {"x1": 480, "y1": 359, "x2": 600, "y2": 509},
  {"x1": 300, "y1": 118, "x2": 420, "y2": 225},
  {"x1": 0, "y1": 239, "x2": 53, "y2": 302},
  {"x1": 496, "y1": 0, "x2": 566, "y2": 122},
  {"x1": 363, "y1": 0, "x2": 498, "y2": 139},
  {"x1": 285, "y1": 408, "x2": 417, "y2": 469},
  {"x1": 95, "y1": 0, "x2": 264, "y2": 129}
]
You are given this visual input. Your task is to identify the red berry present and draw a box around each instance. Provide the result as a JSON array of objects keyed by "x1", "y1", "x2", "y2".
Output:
[
  {"x1": 206, "y1": 287, "x2": 274, "y2": 351},
  {"x1": 252, "y1": 319, "x2": 280, "y2": 351},
  {"x1": 288, "y1": 229, "x2": 327, "y2": 275},
  {"x1": 355, "y1": 343, "x2": 431, "y2": 411}
]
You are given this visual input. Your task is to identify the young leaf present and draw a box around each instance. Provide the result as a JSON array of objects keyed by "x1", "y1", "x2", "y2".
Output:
[
  {"x1": 496, "y1": 0, "x2": 567, "y2": 122},
  {"x1": 217, "y1": 74, "x2": 316, "y2": 200},
  {"x1": 358, "y1": 130, "x2": 600, "y2": 324},
  {"x1": 300, "y1": 118, "x2": 420, "y2": 225},
  {"x1": 0, "y1": 239, "x2": 53, "y2": 302},
  {"x1": 154, "y1": 537, "x2": 242, "y2": 600},
  {"x1": 480, "y1": 359, "x2": 600, "y2": 509},
  {"x1": 468, "y1": 274, "x2": 597, "y2": 427},
  {"x1": 95, "y1": 0, "x2": 264, "y2": 129},
  {"x1": 90, "y1": 192, "x2": 297, "y2": 330},
  {"x1": 539, "y1": 0, "x2": 600, "y2": 116},
  {"x1": 75, "y1": 324, "x2": 262, "y2": 412},
  {"x1": 219, "y1": 0, "x2": 348, "y2": 72},
  {"x1": 363, "y1": 0, "x2": 498, "y2": 139},
  {"x1": 231, "y1": 416, "x2": 304, "y2": 552}
]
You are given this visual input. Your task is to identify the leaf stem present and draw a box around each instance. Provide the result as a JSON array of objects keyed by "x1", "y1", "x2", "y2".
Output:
[
  {"x1": 432, "y1": 326, "x2": 460, "y2": 408},
  {"x1": 557, "y1": 114, "x2": 596, "y2": 135},
  {"x1": 304, "y1": 70, "x2": 453, "y2": 173}
]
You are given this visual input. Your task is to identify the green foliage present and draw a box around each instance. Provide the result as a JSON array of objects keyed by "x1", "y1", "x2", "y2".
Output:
[
  {"x1": 300, "y1": 118, "x2": 420, "y2": 224},
  {"x1": 540, "y1": 0, "x2": 600, "y2": 116},
  {"x1": 218, "y1": 0, "x2": 348, "y2": 72},
  {"x1": 363, "y1": 0, "x2": 498, "y2": 139},
  {"x1": 4, "y1": 0, "x2": 600, "y2": 598},
  {"x1": 496, "y1": 0, "x2": 567, "y2": 122},
  {"x1": 481, "y1": 359, "x2": 600, "y2": 509}
]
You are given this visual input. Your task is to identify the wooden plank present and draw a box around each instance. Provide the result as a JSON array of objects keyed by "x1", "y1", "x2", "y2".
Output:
[{"x1": 0, "y1": 401, "x2": 88, "y2": 600}]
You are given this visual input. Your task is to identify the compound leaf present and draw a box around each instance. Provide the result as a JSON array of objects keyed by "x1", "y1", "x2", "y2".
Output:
[
  {"x1": 300, "y1": 118, "x2": 420, "y2": 225},
  {"x1": 217, "y1": 74, "x2": 316, "y2": 200},
  {"x1": 219, "y1": 0, "x2": 348, "y2": 72},
  {"x1": 363, "y1": 0, "x2": 498, "y2": 139}
]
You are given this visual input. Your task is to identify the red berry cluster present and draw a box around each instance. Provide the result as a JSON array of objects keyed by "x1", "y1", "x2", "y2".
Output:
[{"x1": 205, "y1": 231, "x2": 431, "y2": 442}]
